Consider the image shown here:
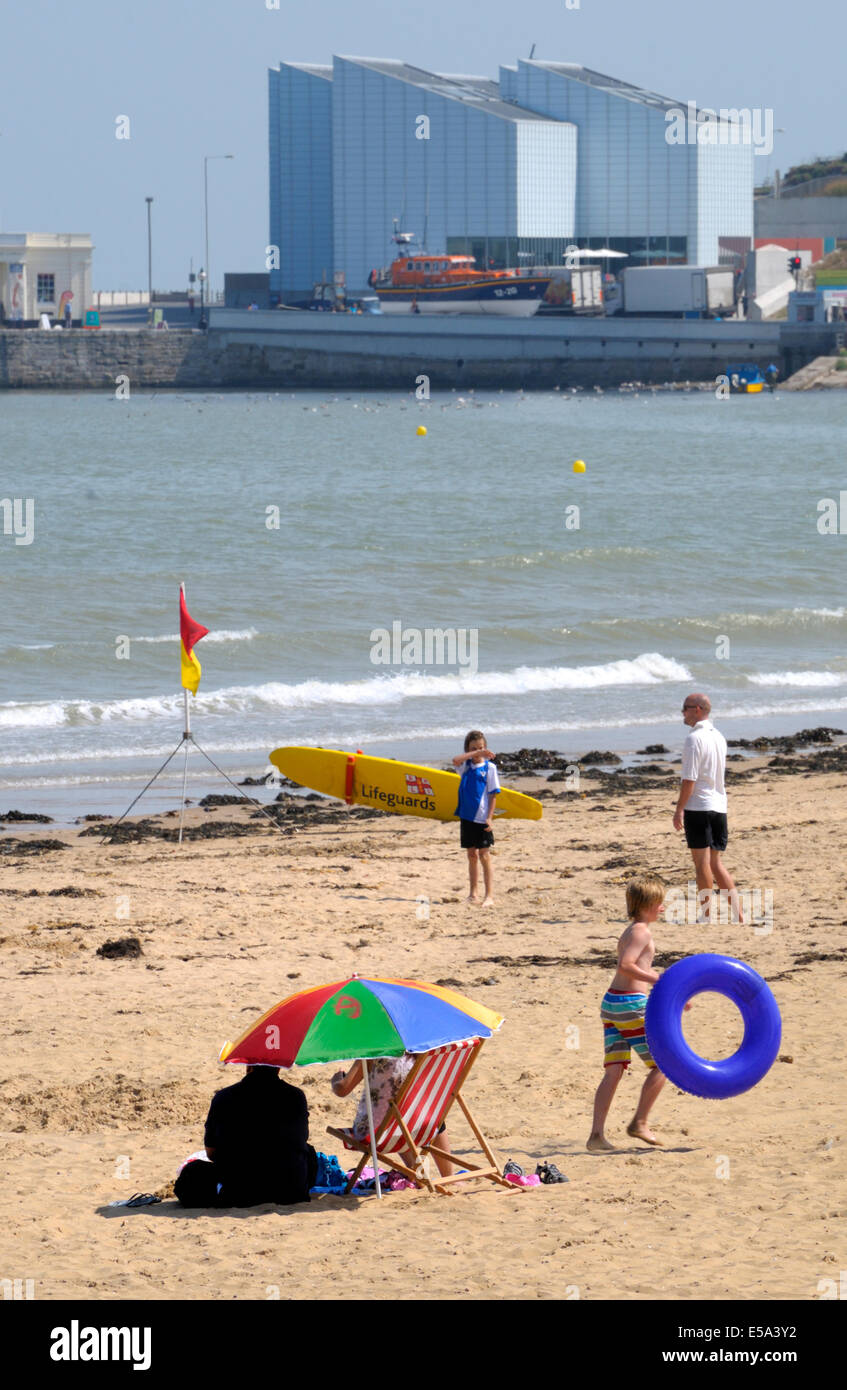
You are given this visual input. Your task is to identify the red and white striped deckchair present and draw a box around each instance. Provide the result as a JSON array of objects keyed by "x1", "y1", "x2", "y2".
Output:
[{"x1": 326, "y1": 1039, "x2": 512, "y2": 1195}]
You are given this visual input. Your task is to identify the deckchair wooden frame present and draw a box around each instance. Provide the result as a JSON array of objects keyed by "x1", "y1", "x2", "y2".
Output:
[{"x1": 327, "y1": 1039, "x2": 514, "y2": 1196}]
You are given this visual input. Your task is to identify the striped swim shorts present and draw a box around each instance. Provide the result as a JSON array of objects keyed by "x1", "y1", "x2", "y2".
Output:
[{"x1": 601, "y1": 989, "x2": 656, "y2": 1070}]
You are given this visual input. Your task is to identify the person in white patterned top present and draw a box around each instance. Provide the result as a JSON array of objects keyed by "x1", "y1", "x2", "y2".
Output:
[{"x1": 331, "y1": 1055, "x2": 454, "y2": 1175}]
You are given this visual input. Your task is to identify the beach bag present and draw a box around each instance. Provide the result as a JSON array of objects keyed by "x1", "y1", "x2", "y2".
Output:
[{"x1": 312, "y1": 1151, "x2": 347, "y2": 1191}]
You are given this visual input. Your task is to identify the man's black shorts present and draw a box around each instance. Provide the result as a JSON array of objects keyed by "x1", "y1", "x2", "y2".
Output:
[
  {"x1": 460, "y1": 818, "x2": 494, "y2": 850},
  {"x1": 683, "y1": 809, "x2": 728, "y2": 851}
]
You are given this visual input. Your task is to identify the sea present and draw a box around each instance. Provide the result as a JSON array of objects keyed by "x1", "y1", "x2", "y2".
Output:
[{"x1": 1, "y1": 385, "x2": 845, "y2": 825}]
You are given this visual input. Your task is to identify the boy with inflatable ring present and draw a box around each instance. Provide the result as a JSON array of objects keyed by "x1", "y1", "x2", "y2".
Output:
[{"x1": 587, "y1": 873, "x2": 690, "y2": 1152}]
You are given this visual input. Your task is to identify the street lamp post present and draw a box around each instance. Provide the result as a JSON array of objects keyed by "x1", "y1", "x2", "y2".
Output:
[
  {"x1": 145, "y1": 197, "x2": 154, "y2": 318},
  {"x1": 203, "y1": 154, "x2": 234, "y2": 310}
]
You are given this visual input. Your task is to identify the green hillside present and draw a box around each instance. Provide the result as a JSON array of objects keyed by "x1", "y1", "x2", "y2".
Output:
[{"x1": 783, "y1": 154, "x2": 847, "y2": 190}]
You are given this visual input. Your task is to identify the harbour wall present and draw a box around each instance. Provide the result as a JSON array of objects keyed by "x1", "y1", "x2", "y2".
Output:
[{"x1": 0, "y1": 314, "x2": 840, "y2": 390}]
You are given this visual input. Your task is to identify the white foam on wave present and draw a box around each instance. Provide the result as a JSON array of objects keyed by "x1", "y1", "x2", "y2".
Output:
[
  {"x1": 6, "y1": 691, "x2": 847, "y2": 780},
  {"x1": 0, "y1": 629, "x2": 259, "y2": 657},
  {"x1": 0, "y1": 768, "x2": 224, "y2": 789},
  {"x1": 134, "y1": 628, "x2": 259, "y2": 645},
  {"x1": 468, "y1": 546, "x2": 657, "y2": 569},
  {"x1": 0, "y1": 641, "x2": 57, "y2": 653},
  {"x1": 720, "y1": 695, "x2": 847, "y2": 717},
  {"x1": 0, "y1": 701, "x2": 68, "y2": 729},
  {"x1": 562, "y1": 607, "x2": 847, "y2": 636},
  {"x1": 0, "y1": 653, "x2": 691, "y2": 733},
  {"x1": 689, "y1": 607, "x2": 846, "y2": 629},
  {"x1": 747, "y1": 670, "x2": 843, "y2": 688},
  {"x1": 1, "y1": 738, "x2": 266, "y2": 769}
]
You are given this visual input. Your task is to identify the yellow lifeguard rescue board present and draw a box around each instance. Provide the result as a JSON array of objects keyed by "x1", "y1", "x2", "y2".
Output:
[{"x1": 268, "y1": 746, "x2": 543, "y2": 822}]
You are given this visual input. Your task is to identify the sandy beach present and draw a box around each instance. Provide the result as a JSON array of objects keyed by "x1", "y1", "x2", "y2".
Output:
[{"x1": 2, "y1": 742, "x2": 845, "y2": 1303}]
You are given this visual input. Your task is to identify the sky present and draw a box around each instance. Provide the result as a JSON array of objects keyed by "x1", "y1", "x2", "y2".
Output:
[{"x1": 1, "y1": 0, "x2": 840, "y2": 292}]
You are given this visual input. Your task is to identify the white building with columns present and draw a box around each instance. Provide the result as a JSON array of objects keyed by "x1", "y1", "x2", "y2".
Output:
[{"x1": 0, "y1": 233, "x2": 93, "y2": 325}]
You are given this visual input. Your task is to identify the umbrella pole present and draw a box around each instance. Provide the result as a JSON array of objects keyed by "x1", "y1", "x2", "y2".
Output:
[{"x1": 361, "y1": 1059, "x2": 382, "y2": 1200}]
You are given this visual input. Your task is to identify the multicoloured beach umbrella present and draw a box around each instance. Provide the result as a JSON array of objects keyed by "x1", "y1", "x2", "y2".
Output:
[
  {"x1": 179, "y1": 585, "x2": 208, "y2": 696},
  {"x1": 219, "y1": 976, "x2": 504, "y2": 1068}
]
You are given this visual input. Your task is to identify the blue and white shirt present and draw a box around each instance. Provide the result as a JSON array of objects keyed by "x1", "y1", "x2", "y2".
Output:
[{"x1": 456, "y1": 758, "x2": 501, "y2": 824}]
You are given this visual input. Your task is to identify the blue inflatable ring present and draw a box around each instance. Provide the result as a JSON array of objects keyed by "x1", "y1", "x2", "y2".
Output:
[{"x1": 644, "y1": 954, "x2": 781, "y2": 1099}]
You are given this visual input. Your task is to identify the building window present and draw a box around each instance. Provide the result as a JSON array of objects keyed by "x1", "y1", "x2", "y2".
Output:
[{"x1": 37, "y1": 274, "x2": 56, "y2": 303}]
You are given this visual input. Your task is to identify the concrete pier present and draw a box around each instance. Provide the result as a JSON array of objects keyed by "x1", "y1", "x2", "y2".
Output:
[
  {"x1": 0, "y1": 314, "x2": 841, "y2": 390},
  {"x1": 206, "y1": 310, "x2": 784, "y2": 390}
]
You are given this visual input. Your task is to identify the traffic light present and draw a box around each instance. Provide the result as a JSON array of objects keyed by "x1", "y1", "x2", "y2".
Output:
[{"x1": 788, "y1": 255, "x2": 802, "y2": 273}]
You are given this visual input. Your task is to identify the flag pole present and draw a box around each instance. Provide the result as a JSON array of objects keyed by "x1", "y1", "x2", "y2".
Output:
[
  {"x1": 106, "y1": 585, "x2": 289, "y2": 846},
  {"x1": 178, "y1": 583, "x2": 191, "y2": 845}
]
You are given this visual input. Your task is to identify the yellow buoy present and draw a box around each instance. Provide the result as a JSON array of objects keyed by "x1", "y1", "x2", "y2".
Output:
[
  {"x1": 573, "y1": 459, "x2": 586, "y2": 473},
  {"x1": 416, "y1": 425, "x2": 427, "y2": 436}
]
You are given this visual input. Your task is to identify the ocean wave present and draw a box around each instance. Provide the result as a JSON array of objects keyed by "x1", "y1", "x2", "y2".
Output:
[
  {"x1": 337, "y1": 698, "x2": 847, "y2": 744},
  {"x1": 719, "y1": 696, "x2": 847, "y2": 718},
  {"x1": 747, "y1": 670, "x2": 843, "y2": 688},
  {"x1": 0, "y1": 701, "x2": 68, "y2": 730},
  {"x1": 5, "y1": 692, "x2": 847, "y2": 778},
  {"x1": 0, "y1": 769, "x2": 230, "y2": 789},
  {"x1": 134, "y1": 628, "x2": 259, "y2": 644},
  {"x1": 0, "y1": 654, "x2": 691, "y2": 732},
  {"x1": 591, "y1": 607, "x2": 847, "y2": 633},
  {"x1": 688, "y1": 607, "x2": 846, "y2": 630},
  {"x1": 0, "y1": 640, "x2": 59, "y2": 656},
  {"x1": 467, "y1": 547, "x2": 657, "y2": 570},
  {"x1": 0, "y1": 738, "x2": 269, "y2": 768},
  {"x1": 0, "y1": 628, "x2": 259, "y2": 658}
]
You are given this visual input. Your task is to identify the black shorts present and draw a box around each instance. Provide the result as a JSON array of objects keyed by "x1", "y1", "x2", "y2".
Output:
[
  {"x1": 460, "y1": 818, "x2": 494, "y2": 850},
  {"x1": 684, "y1": 809, "x2": 728, "y2": 852}
]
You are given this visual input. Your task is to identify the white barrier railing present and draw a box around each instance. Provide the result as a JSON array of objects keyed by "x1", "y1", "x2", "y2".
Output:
[{"x1": 92, "y1": 291, "x2": 150, "y2": 307}]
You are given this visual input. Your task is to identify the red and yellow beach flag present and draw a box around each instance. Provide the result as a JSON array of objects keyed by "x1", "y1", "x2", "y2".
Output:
[{"x1": 179, "y1": 587, "x2": 209, "y2": 696}]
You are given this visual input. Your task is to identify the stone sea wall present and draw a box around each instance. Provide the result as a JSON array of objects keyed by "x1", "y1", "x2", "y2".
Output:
[
  {"x1": 0, "y1": 329, "x2": 214, "y2": 390},
  {"x1": 0, "y1": 318, "x2": 836, "y2": 391}
]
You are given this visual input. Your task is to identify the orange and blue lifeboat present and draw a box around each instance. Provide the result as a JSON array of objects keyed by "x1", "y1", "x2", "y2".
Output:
[{"x1": 370, "y1": 254, "x2": 551, "y2": 316}]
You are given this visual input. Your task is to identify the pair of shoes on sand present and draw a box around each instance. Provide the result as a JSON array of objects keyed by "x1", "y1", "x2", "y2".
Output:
[
  {"x1": 536, "y1": 1161, "x2": 569, "y2": 1185},
  {"x1": 503, "y1": 1159, "x2": 568, "y2": 1184}
]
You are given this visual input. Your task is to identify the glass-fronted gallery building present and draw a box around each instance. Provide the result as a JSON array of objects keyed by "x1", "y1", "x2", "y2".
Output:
[{"x1": 269, "y1": 56, "x2": 754, "y2": 303}]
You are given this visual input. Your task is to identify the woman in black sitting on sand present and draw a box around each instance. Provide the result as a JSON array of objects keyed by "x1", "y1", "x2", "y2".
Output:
[{"x1": 176, "y1": 1064, "x2": 316, "y2": 1207}]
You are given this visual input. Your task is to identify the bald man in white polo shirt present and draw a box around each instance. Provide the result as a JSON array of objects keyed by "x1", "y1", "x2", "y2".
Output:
[{"x1": 673, "y1": 694, "x2": 743, "y2": 923}]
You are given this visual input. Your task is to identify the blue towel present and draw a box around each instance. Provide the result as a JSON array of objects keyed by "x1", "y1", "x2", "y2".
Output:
[{"x1": 311, "y1": 1151, "x2": 347, "y2": 1193}]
